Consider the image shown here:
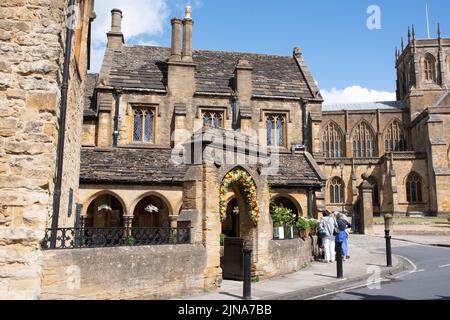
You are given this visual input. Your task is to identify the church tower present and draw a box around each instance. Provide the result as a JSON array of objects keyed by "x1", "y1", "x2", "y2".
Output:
[{"x1": 395, "y1": 25, "x2": 450, "y2": 120}]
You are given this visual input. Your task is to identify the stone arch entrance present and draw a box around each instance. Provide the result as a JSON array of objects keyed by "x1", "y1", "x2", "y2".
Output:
[
  {"x1": 219, "y1": 168, "x2": 259, "y2": 280},
  {"x1": 85, "y1": 193, "x2": 124, "y2": 228},
  {"x1": 132, "y1": 195, "x2": 170, "y2": 228}
]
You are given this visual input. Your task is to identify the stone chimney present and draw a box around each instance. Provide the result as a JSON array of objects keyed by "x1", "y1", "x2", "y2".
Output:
[
  {"x1": 234, "y1": 59, "x2": 253, "y2": 101},
  {"x1": 182, "y1": 5, "x2": 193, "y2": 62},
  {"x1": 107, "y1": 8, "x2": 124, "y2": 50},
  {"x1": 170, "y1": 18, "x2": 182, "y2": 61}
]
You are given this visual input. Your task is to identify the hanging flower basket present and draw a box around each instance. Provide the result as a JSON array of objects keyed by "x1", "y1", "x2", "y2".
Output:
[
  {"x1": 97, "y1": 204, "x2": 112, "y2": 212},
  {"x1": 144, "y1": 204, "x2": 159, "y2": 214},
  {"x1": 219, "y1": 169, "x2": 260, "y2": 225}
]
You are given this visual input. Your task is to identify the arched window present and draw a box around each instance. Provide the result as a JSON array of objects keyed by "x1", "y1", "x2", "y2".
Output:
[
  {"x1": 322, "y1": 122, "x2": 344, "y2": 158},
  {"x1": 368, "y1": 176, "x2": 380, "y2": 207},
  {"x1": 202, "y1": 110, "x2": 223, "y2": 128},
  {"x1": 406, "y1": 172, "x2": 423, "y2": 203},
  {"x1": 352, "y1": 122, "x2": 375, "y2": 158},
  {"x1": 266, "y1": 114, "x2": 286, "y2": 147},
  {"x1": 133, "y1": 107, "x2": 154, "y2": 143},
  {"x1": 423, "y1": 54, "x2": 436, "y2": 82},
  {"x1": 384, "y1": 120, "x2": 407, "y2": 152},
  {"x1": 329, "y1": 177, "x2": 344, "y2": 204}
]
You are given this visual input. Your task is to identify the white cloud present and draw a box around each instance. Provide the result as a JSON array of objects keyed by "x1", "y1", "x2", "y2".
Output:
[
  {"x1": 89, "y1": 0, "x2": 170, "y2": 72},
  {"x1": 321, "y1": 86, "x2": 396, "y2": 105}
]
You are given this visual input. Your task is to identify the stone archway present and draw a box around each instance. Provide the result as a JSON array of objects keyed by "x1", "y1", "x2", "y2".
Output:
[
  {"x1": 132, "y1": 195, "x2": 170, "y2": 228},
  {"x1": 85, "y1": 193, "x2": 124, "y2": 228},
  {"x1": 219, "y1": 168, "x2": 259, "y2": 280}
]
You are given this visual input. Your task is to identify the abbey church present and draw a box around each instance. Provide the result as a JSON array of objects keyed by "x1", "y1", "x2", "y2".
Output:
[{"x1": 0, "y1": 1, "x2": 449, "y2": 299}]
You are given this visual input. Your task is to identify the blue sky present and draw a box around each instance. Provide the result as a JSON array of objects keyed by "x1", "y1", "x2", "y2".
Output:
[{"x1": 91, "y1": 0, "x2": 450, "y2": 103}]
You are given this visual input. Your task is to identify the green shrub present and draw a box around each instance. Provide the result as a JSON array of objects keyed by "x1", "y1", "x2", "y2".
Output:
[
  {"x1": 220, "y1": 233, "x2": 225, "y2": 246},
  {"x1": 296, "y1": 217, "x2": 310, "y2": 230},
  {"x1": 169, "y1": 229, "x2": 177, "y2": 244},
  {"x1": 309, "y1": 219, "x2": 319, "y2": 233},
  {"x1": 448, "y1": 214, "x2": 450, "y2": 224},
  {"x1": 270, "y1": 201, "x2": 295, "y2": 227}
]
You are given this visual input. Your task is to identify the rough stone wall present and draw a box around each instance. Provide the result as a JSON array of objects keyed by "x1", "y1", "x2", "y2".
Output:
[
  {"x1": 0, "y1": 0, "x2": 92, "y2": 299},
  {"x1": 41, "y1": 244, "x2": 207, "y2": 300},
  {"x1": 266, "y1": 237, "x2": 313, "y2": 277}
]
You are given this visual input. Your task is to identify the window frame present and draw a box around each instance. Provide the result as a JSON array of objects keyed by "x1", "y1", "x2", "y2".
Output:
[
  {"x1": 352, "y1": 121, "x2": 376, "y2": 158},
  {"x1": 329, "y1": 177, "x2": 345, "y2": 205},
  {"x1": 132, "y1": 106, "x2": 156, "y2": 144},
  {"x1": 201, "y1": 109, "x2": 225, "y2": 128},
  {"x1": 406, "y1": 172, "x2": 423, "y2": 204},
  {"x1": 264, "y1": 112, "x2": 288, "y2": 148},
  {"x1": 423, "y1": 54, "x2": 436, "y2": 83},
  {"x1": 322, "y1": 122, "x2": 344, "y2": 159},
  {"x1": 384, "y1": 120, "x2": 407, "y2": 152}
]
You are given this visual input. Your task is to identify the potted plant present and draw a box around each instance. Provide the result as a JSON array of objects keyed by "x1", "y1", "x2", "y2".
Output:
[
  {"x1": 283, "y1": 208, "x2": 295, "y2": 239},
  {"x1": 97, "y1": 203, "x2": 112, "y2": 212},
  {"x1": 296, "y1": 217, "x2": 310, "y2": 239},
  {"x1": 270, "y1": 202, "x2": 285, "y2": 240}
]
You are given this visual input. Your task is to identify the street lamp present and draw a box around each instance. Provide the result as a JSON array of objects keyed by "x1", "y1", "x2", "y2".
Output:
[
  {"x1": 339, "y1": 160, "x2": 345, "y2": 213},
  {"x1": 384, "y1": 213, "x2": 393, "y2": 267}
]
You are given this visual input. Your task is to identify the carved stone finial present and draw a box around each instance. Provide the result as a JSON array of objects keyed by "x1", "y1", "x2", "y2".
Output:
[
  {"x1": 361, "y1": 173, "x2": 369, "y2": 181},
  {"x1": 185, "y1": 5, "x2": 192, "y2": 20},
  {"x1": 293, "y1": 47, "x2": 302, "y2": 58}
]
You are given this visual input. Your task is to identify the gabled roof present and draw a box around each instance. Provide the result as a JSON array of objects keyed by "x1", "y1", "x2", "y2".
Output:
[
  {"x1": 322, "y1": 101, "x2": 406, "y2": 112},
  {"x1": 98, "y1": 46, "x2": 319, "y2": 99}
]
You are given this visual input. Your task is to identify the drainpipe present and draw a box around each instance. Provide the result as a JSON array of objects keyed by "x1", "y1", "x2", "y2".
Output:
[
  {"x1": 112, "y1": 89, "x2": 122, "y2": 147},
  {"x1": 50, "y1": 0, "x2": 76, "y2": 248}
]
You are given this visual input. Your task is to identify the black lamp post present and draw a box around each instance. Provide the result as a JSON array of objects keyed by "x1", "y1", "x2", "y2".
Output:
[{"x1": 384, "y1": 213, "x2": 393, "y2": 267}]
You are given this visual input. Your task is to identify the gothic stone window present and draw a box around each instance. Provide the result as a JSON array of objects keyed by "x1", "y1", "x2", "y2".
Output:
[
  {"x1": 423, "y1": 54, "x2": 436, "y2": 82},
  {"x1": 266, "y1": 114, "x2": 286, "y2": 147},
  {"x1": 384, "y1": 120, "x2": 407, "y2": 152},
  {"x1": 329, "y1": 177, "x2": 344, "y2": 204},
  {"x1": 406, "y1": 172, "x2": 423, "y2": 203},
  {"x1": 352, "y1": 122, "x2": 375, "y2": 158},
  {"x1": 202, "y1": 110, "x2": 223, "y2": 128},
  {"x1": 133, "y1": 107, "x2": 155, "y2": 143},
  {"x1": 322, "y1": 122, "x2": 344, "y2": 158}
]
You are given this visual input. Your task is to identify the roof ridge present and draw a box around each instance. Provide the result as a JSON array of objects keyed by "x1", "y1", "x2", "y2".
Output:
[
  {"x1": 323, "y1": 100, "x2": 402, "y2": 106},
  {"x1": 122, "y1": 44, "x2": 293, "y2": 58}
]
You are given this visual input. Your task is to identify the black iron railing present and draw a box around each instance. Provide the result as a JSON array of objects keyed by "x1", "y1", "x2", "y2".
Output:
[{"x1": 42, "y1": 227, "x2": 191, "y2": 250}]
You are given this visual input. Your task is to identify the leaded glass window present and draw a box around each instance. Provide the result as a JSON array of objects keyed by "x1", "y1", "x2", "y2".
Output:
[
  {"x1": 406, "y1": 172, "x2": 423, "y2": 203},
  {"x1": 384, "y1": 120, "x2": 407, "y2": 152},
  {"x1": 133, "y1": 108, "x2": 154, "y2": 143},
  {"x1": 266, "y1": 114, "x2": 286, "y2": 147},
  {"x1": 424, "y1": 54, "x2": 436, "y2": 82},
  {"x1": 202, "y1": 111, "x2": 223, "y2": 128},
  {"x1": 322, "y1": 122, "x2": 344, "y2": 158},
  {"x1": 329, "y1": 177, "x2": 344, "y2": 204},
  {"x1": 352, "y1": 122, "x2": 375, "y2": 158}
]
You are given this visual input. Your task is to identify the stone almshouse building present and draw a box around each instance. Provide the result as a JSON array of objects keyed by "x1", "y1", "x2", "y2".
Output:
[{"x1": 1, "y1": 3, "x2": 449, "y2": 299}]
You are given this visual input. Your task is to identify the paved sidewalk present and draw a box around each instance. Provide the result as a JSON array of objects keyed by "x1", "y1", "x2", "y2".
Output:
[{"x1": 177, "y1": 235, "x2": 412, "y2": 300}]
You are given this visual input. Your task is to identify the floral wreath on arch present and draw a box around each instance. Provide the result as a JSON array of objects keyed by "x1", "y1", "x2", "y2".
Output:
[{"x1": 219, "y1": 169, "x2": 260, "y2": 225}]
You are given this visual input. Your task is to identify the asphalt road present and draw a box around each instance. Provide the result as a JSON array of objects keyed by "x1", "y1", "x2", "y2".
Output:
[{"x1": 316, "y1": 244, "x2": 450, "y2": 300}]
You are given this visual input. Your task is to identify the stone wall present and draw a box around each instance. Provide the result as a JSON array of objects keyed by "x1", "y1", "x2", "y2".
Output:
[
  {"x1": 0, "y1": 0, "x2": 92, "y2": 299},
  {"x1": 265, "y1": 237, "x2": 313, "y2": 277},
  {"x1": 41, "y1": 244, "x2": 207, "y2": 300}
]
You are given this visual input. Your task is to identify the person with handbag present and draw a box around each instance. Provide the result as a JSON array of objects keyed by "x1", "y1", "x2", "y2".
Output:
[
  {"x1": 318, "y1": 210, "x2": 339, "y2": 263},
  {"x1": 334, "y1": 211, "x2": 352, "y2": 261}
]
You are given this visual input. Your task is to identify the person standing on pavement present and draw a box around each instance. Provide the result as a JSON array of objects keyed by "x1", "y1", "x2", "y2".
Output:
[
  {"x1": 334, "y1": 211, "x2": 352, "y2": 261},
  {"x1": 319, "y1": 210, "x2": 339, "y2": 263}
]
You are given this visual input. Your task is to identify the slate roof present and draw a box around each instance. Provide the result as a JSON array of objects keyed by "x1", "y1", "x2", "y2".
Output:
[
  {"x1": 80, "y1": 146, "x2": 323, "y2": 188},
  {"x1": 268, "y1": 153, "x2": 323, "y2": 187},
  {"x1": 80, "y1": 147, "x2": 187, "y2": 185},
  {"x1": 84, "y1": 73, "x2": 98, "y2": 117},
  {"x1": 322, "y1": 101, "x2": 406, "y2": 112},
  {"x1": 100, "y1": 46, "x2": 318, "y2": 99}
]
